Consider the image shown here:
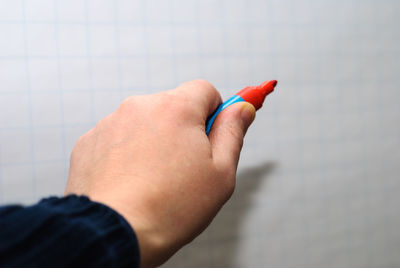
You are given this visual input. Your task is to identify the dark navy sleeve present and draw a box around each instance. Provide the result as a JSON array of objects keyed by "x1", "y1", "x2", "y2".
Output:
[{"x1": 0, "y1": 195, "x2": 140, "y2": 268}]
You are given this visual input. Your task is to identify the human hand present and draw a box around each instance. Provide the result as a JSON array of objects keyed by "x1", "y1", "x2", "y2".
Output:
[{"x1": 65, "y1": 80, "x2": 255, "y2": 267}]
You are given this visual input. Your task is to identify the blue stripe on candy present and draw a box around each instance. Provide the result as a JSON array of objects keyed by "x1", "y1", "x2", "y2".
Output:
[{"x1": 205, "y1": 95, "x2": 244, "y2": 135}]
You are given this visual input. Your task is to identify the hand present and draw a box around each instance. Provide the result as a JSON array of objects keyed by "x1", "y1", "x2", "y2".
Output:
[{"x1": 65, "y1": 80, "x2": 255, "y2": 267}]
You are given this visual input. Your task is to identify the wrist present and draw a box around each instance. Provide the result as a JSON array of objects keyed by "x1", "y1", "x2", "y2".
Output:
[
  {"x1": 89, "y1": 193, "x2": 172, "y2": 267},
  {"x1": 128, "y1": 217, "x2": 170, "y2": 268}
]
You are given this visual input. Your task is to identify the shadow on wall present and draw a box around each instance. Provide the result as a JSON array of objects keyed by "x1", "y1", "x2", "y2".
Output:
[{"x1": 162, "y1": 162, "x2": 277, "y2": 268}]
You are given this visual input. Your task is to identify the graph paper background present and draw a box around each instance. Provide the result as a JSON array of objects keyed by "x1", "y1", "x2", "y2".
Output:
[{"x1": 1, "y1": 0, "x2": 400, "y2": 267}]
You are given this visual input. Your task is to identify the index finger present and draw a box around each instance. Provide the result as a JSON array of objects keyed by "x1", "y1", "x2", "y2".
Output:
[{"x1": 174, "y1": 79, "x2": 222, "y2": 122}]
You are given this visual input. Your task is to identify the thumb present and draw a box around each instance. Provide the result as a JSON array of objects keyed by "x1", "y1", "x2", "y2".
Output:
[{"x1": 209, "y1": 102, "x2": 256, "y2": 171}]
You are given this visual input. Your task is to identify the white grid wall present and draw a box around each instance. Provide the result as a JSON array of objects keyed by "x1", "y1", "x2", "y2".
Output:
[{"x1": 0, "y1": 0, "x2": 400, "y2": 267}]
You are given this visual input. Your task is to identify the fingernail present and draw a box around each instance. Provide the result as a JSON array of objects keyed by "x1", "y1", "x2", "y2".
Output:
[{"x1": 240, "y1": 102, "x2": 256, "y2": 133}]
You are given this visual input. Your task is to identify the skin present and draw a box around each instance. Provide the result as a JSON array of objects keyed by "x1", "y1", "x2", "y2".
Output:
[{"x1": 65, "y1": 80, "x2": 256, "y2": 267}]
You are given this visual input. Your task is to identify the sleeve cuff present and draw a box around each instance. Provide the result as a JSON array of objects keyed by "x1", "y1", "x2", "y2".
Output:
[{"x1": 36, "y1": 195, "x2": 141, "y2": 267}]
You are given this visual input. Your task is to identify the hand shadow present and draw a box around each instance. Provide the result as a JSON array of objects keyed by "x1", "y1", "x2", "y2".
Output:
[{"x1": 162, "y1": 162, "x2": 277, "y2": 268}]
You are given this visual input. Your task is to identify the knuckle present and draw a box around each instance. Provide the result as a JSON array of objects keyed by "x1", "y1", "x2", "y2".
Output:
[
  {"x1": 74, "y1": 133, "x2": 87, "y2": 147},
  {"x1": 192, "y1": 79, "x2": 215, "y2": 90},
  {"x1": 177, "y1": 79, "x2": 222, "y2": 110},
  {"x1": 97, "y1": 113, "x2": 113, "y2": 127},
  {"x1": 180, "y1": 79, "x2": 214, "y2": 90},
  {"x1": 183, "y1": 79, "x2": 219, "y2": 96},
  {"x1": 70, "y1": 135, "x2": 85, "y2": 161},
  {"x1": 118, "y1": 96, "x2": 138, "y2": 112},
  {"x1": 72, "y1": 128, "x2": 94, "y2": 154},
  {"x1": 120, "y1": 96, "x2": 133, "y2": 106},
  {"x1": 160, "y1": 92, "x2": 192, "y2": 114},
  {"x1": 70, "y1": 148, "x2": 78, "y2": 165},
  {"x1": 194, "y1": 79, "x2": 220, "y2": 98}
]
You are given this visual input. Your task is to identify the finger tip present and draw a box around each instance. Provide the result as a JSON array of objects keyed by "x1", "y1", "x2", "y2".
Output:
[{"x1": 240, "y1": 102, "x2": 256, "y2": 128}]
